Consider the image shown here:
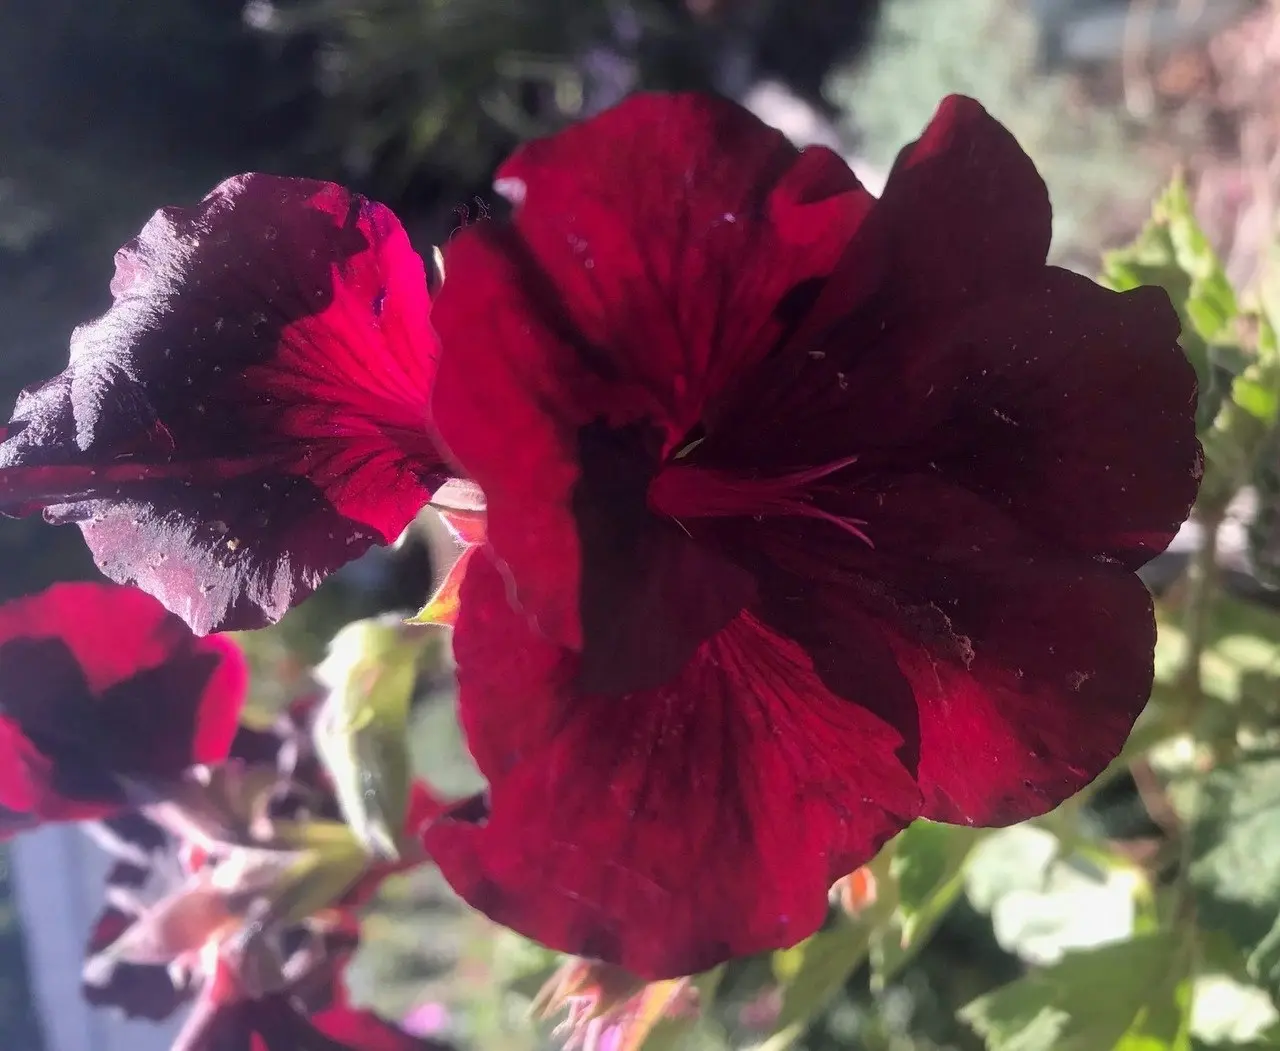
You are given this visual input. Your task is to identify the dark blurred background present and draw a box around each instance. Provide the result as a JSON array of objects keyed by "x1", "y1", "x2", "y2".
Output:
[{"x1": 1, "y1": 2, "x2": 1277, "y2": 1048}]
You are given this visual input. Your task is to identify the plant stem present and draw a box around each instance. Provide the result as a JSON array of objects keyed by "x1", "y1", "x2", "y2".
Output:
[{"x1": 1176, "y1": 505, "x2": 1226, "y2": 715}]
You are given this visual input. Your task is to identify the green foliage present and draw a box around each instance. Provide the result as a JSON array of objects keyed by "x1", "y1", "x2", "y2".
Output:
[
  {"x1": 313, "y1": 616, "x2": 431, "y2": 860},
  {"x1": 873, "y1": 822, "x2": 984, "y2": 984},
  {"x1": 1247, "y1": 262, "x2": 1280, "y2": 587},
  {"x1": 960, "y1": 933, "x2": 1194, "y2": 1051},
  {"x1": 1190, "y1": 753, "x2": 1280, "y2": 995},
  {"x1": 1248, "y1": 421, "x2": 1280, "y2": 588},
  {"x1": 272, "y1": 0, "x2": 667, "y2": 185},
  {"x1": 965, "y1": 826, "x2": 1150, "y2": 970},
  {"x1": 1100, "y1": 176, "x2": 1239, "y2": 431},
  {"x1": 768, "y1": 916, "x2": 876, "y2": 1049}
]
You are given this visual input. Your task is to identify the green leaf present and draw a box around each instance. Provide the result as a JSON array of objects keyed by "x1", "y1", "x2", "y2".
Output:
[
  {"x1": 1154, "y1": 594, "x2": 1280, "y2": 715},
  {"x1": 765, "y1": 846, "x2": 900, "y2": 1051},
  {"x1": 1100, "y1": 174, "x2": 1238, "y2": 432},
  {"x1": 872, "y1": 821, "x2": 984, "y2": 983},
  {"x1": 1247, "y1": 392, "x2": 1280, "y2": 588},
  {"x1": 255, "y1": 824, "x2": 371, "y2": 930},
  {"x1": 990, "y1": 861, "x2": 1143, "y2": 967},
  {"x1": 770, "y1": 916, "x2": 873, "y2": 1037},
  {"x1": 1190, "y1": 973, "x2": 1279, "y2": 1046},
  {"x1": 1232, "y1": 373, "x2": 1280, "y2": 425},
  {"x1": 312, "y1": 615, "x2": 429, "y2": 860},
  {"x1": 961, "y1": 932, "x2": 1193, "y2": 1051},
  {"x1": 964, "y1": 827, "x2": 1149, "y2": 967},
  {"x1": 965, "y1": 825, "x2": 1059, "y2": 914},
  {"x1": 1190, "y1": 751, "x2": 1280, "y2": 996}
]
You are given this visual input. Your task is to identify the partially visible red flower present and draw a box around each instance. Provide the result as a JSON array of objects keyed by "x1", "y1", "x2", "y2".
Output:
[
  {"x1": 423, "y1": 92, "x2": 1203, "y2": 977},
  {"x1": 306, "y1": 1000, "x2": 454, "y2": 1051},
  {"x1": 81, "y1": 689, "x2": 450, "y2": 1038},
  {"x1": 0, "y1": 582, "x2": 244, "y2": 837},
  {"x1": 0, "y1": 174, "x2": 452, "y2": 634},
  {"x1": 188, "y1": 963, "x2": 450, "y2": 1051}
]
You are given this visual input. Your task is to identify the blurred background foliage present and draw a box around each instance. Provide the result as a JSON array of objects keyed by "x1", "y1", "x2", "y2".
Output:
[{"x1": 3, "y1": 1, "x2": 1280, "y2": 1050}]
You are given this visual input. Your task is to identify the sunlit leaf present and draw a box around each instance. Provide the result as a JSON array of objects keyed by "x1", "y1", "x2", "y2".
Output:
[
  {"x1": 964, "y1": 825, "x2": 1059, "y2": 914},
  {"x1": 1190, "y1": 750, "x2": 1280, "y2": 997},
  {"x1": 961, "y1": 932, "x2": 1193, "y2": 1051},
  {"x1": 313, "y1": 615, "x2": 430, "y2": 860},
  {"x1": 1190, "y1": 972, "x2": 1279, "y2": 1046},
  {"x1": 1154, "y1": 594, "x2": 1280, "y2": 715},
  {"x1": 963, "y1": 823, "x2": 1149, "y2": 968},
  {"x1": 1099, "y1": 174, "x2": 1238, "y2": 432},
  {"x1": 762, "y1": 849, "x2": 898, "y2": 1051},
  {"x1": 872, "y1": 821, "x2": 983, "y2": 984}
]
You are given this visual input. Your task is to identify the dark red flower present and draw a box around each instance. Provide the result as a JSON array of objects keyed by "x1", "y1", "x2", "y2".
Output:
[
  {"x1": 183, "y1": 975, "x2": 449, "y2": 1051},
  {"x1": 305, "y1": 1001, "x2": 453, "y2": 1051},
  {"x1": 423, "y1": 92, "x2": 1203, "y2": 977},
  {"x1": 0, "y1": 174, "x2": 450, "y2": 634},
  {"x1": 0, "y1": 582, "x2": 245, "y2": 837},
  {"x1": 81, "y1": 691, "x2": 449, "y2": 1035}
]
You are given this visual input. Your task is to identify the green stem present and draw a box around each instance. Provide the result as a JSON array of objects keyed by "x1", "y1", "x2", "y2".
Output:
[
  {"x1": 1166, "y1": 504, "x2": 1228, "y2": 927},
  {"x1": 1176, "y1": 505, "x2": 1226, "y2": 715}
]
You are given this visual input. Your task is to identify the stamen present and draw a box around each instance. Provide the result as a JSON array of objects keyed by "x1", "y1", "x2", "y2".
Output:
[{"x1": 648, "y1": 455, "x2": 872, "y2": 546}]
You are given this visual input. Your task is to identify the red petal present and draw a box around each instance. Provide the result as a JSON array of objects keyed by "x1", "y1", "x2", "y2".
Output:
[
  {"x1": 710, "y1": 102, "x2": 1198, "y2": 568},
  {"x1": 404, "y1": 777, "x2": 447, "y2": 833},
  {"x1": 876, "y1": 96, "x2": 1051, "y2": 308},
  {"x1": 0, "y1": 174, "x2": 449, "y2": 633},
  {"x1": 916, "y1": 272, "x2": 1201, "y2": 568},
  {"x1": 0, "y1": 582, "x2": 245, "y2": 836},
  {"x1": 313, "y1": 1004, "x2": 444, "y2": 1050},
  {"x1": 711, "y1": 268, "x2": 1200, "y2": 570},
  {"x1": 432, "y1": 92, "x2": 873, "y2": 654},
  {"x1": 425, "y1": 557, "x2": 918, "y2": 980},
  {"x1": 796, "y1": 95, "x2": 1050, "y2": 343},
  {"x1": 742, "y1": 477, "x2": 1159, "y2": 824}
]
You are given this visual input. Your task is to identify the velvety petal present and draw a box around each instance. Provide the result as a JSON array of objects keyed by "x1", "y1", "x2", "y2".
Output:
[
  {"x1": 909, "y1": 273, "x2": 1200, "y2": 568},
  {"x1": 738, "y1": 477, "x2": 1159, "y2": 825},
  {"x1": 425, "y1": 557, "x2": 919, "y2": 980},
  {"x1": 0, "y1": 582, "x2": 245, "y2": 835},
  {"x1": 710, "y1": 103, "x2": 1198, "y2": 569},
  {"x1": 0, "y1": 720, "x2": 67, "y2": 835},
  {"x1": 710, "y1": 268, "x2": 1201, "y2": 570},
  {"x1": 873, "y1": 95, "x2": 1051, "y2": 312},
  {"x1": 0, "y1": 174, "x2": 448, "y2": 633},
  {"x1": 792, "y1": 95, "x2": 1051, "y2": 346},
  {"x1": 431, "y1": 92, "x2": 874, "y2": 655}
]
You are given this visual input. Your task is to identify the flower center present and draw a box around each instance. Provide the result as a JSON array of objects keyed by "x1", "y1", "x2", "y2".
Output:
[{"x1": 647, "y1": 455, "x2": 872, "y2": 546}]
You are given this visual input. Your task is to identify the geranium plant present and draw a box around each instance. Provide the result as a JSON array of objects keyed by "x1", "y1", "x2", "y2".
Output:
[{"x1": 1, "y1": 89, "x2": 1275, "y2": 1051}]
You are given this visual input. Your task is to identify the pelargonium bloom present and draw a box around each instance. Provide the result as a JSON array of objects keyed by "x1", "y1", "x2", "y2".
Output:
[
  {"x1": 0, "y1": 581, "x2": 244, "y2": 836},
  {"x1": 423, "y1": 92, "x2": 1203, "y2": 977},
  {"x1": 0, "y1": 174, "x2": 451, "y2": 634}
]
